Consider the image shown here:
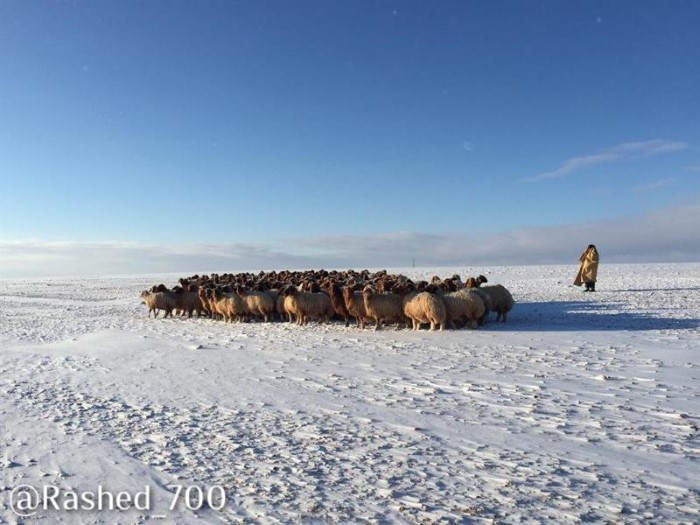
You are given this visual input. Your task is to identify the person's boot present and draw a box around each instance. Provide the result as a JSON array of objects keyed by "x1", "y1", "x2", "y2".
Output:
[
  {"x1": 584, "y1": 282, "x2": 591, "y2": 292},
  {"x1": 590, "y1": 283, "x2": 596, "y2": 292}
]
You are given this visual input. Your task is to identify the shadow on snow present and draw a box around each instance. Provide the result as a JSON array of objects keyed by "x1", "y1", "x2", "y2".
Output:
[{"x1": 485, "y1": 300, "x2": 699, "y2": 332}]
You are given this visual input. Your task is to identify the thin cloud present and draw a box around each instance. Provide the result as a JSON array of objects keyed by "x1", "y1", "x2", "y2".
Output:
[
  {"x1": 1, "y1": 199, "x2": 698, "y2": 278},
  {"x1": 632, "y1": 177, "x2": 676, "y2": 192},
  {"x1": 526, "y1": 139, "x2": 687, "y2": 182},
  {"x1": 609, "y1": 139, "x2": 687, "y2": 155}
]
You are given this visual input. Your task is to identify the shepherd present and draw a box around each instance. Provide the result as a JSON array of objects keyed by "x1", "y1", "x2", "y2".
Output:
[{"x1": 574, "y1": 244, "x2": 599, "y2": 292}]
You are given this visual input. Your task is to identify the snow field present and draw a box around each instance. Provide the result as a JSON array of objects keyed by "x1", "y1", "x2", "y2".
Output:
[{"x1": 0, "y1": 263, "x2": 698, "y2": 523}]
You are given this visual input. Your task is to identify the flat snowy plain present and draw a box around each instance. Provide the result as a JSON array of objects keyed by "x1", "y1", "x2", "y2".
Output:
[{"x1": 0, "y1": 263, "x2": 698, "y2": 524}]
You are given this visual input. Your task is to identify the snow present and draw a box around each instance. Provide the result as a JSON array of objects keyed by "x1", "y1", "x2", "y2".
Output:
[{"x1": 0, "y1": 263, "x2": 698, "y2": 524}]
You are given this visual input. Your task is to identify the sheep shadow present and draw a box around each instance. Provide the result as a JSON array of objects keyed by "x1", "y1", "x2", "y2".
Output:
[{"x1": 488, "y1": 300, "x2": 699, "y2": 332}]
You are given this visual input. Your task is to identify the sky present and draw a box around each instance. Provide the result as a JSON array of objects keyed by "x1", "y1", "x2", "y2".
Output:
[{"x1": 1, "y1": 1, "x2": 699, "y2": 277}]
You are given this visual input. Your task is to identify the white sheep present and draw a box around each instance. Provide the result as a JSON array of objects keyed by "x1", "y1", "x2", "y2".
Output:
[
  {"x1": 141, "y1": 290, "x2": 176, "y2": 318},
  {"x1": 403, "y1": 290, "x2": 447, "y2": 331},
  {"x1": 466, "y1": 287, "x2": 491, "y2": 325},
  {"x1": 282, "y1": 287, "x2": 334, "y2": 325},
  {"x1": 235, "y1": 287, "x2": 275, "y2": 322},
  {"x1": 439, "y1": 289, "x2": 485, "y2": 329}
]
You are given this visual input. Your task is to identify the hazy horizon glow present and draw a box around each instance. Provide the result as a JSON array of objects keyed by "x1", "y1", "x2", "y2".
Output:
[{"x1": 2, "y1": 199, "x2": 698, "y2": 278}]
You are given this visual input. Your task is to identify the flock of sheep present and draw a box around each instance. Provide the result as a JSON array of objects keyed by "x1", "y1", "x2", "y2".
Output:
[{"x1": 139, "y1": 269, "x2": 514, "y2": 331}]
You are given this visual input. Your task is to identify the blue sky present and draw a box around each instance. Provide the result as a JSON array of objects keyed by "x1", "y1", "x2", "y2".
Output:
[{"x1": 1, "y1": 1, "x2": 699, "y2": 276}]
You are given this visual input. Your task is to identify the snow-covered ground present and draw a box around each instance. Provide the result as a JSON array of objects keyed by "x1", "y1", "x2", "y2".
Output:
[{"x1": 0, "y1": 263, "x2": 698, "y2": 524}]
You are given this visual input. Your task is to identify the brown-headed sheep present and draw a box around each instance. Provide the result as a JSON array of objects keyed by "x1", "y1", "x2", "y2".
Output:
[
  {"x1": 198, "y1": 287, "x2": 217, "y2": 319},
  {"x1": 342, "y1": 285, "x2": 370, "y2": 329},
  {"x1": 173, "y1": 288, "x2": 204, "y2": 318},
  {"x1": 466, "y1": 275, "x2": 489, "y2": 288},
  {"x1": 327, "y1": 282, "x2": 351, "y2": 327},
  {"x1": 362, "y1": 285, "x2": 406, "y2": 331}
]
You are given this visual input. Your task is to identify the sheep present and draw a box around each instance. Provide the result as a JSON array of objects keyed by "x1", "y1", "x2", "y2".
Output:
[
  {"x1": 150, "y1": 283, "x2": 168, "y2": 293},
  {"x1": 362, "y1": 285, "x2": 406, "y2": 330},
  {"x1": 173, "y1": 287, "x2": 204, "y2": 318},
  {"x1": 439, "y1": 289, "x2": 485, "y2": 329},
  {"x1": 342, "y1": 285, "x2": 371, "y2": 329},
  {"x1": 212, "y1": 288, "x2": 248, "y2": 323},
  {"x1": 403, "y1": 289, "x2": 447, "y2": 331},
  {"x1": 264, "y1": 289, "x2": 281, "y2": 321},
  {"x1": 438, "y1": 279, "x2": 458, "y2": 292},
  {"x1": 282, "y1": 286, "x2": 334, "y2": 325},
  {"x1": 198, "y1": 287, "x2": 217, "y2": 319},
  {"x1": 141, "y1": 290, "x2": 176, "y2": 318},
  {"x1": 210, "y1": 289, "x2": 233, "y2": 322},
  {"x1": 161, "y1": 269, "x2": 509, "y2": 329},
  {"x1": 465, "y1": 275, "x2": 488, "y2": 288},
  {"x1": 208, "y1": 286, "x2": 237, "y2": 321},
  {"x1": 204, "y1": 287, "x2": 225, "y2": 320},
  {"x1": 276, "y1": 287, "x2": 290, "y2": 322},
  {"x1": 302, "y1": 280, "x2": 322, "y2": 293},
  {"x1": 234, "y1": 286, "x2": 275, "y2": 322},
  {"x1": 467, "y1": 287, "x2": 492, "y2": 326},
  {"x1": 480, "y1": 284, "x2": 514, "y2": 322},
  {"x1": 327, "y1": 282, "x2": 351, "y2": 326}
]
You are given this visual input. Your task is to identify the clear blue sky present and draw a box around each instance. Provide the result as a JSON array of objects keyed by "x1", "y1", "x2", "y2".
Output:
[{"x1": 1, "y1": 1, "x2": 699, "y2": 275}]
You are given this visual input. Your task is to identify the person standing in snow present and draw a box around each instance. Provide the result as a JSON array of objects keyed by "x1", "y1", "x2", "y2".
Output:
[{"x1": 574, "y1": 244, "x2": 599, "y2": 292}]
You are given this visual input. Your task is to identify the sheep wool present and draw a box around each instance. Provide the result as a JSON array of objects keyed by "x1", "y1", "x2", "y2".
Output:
[
  {"x1": 480, "y1": 284, "x2": 514, "y2": 322},
  {"x1": 141, "y1": 290, "x2": 176, "y2": 319},
  {"x1": 362, "y1": 286, "x2": 406, "y2": 331},
  {"x1": 403, "y1": 291, "x2": 447, "y2": 331}
]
